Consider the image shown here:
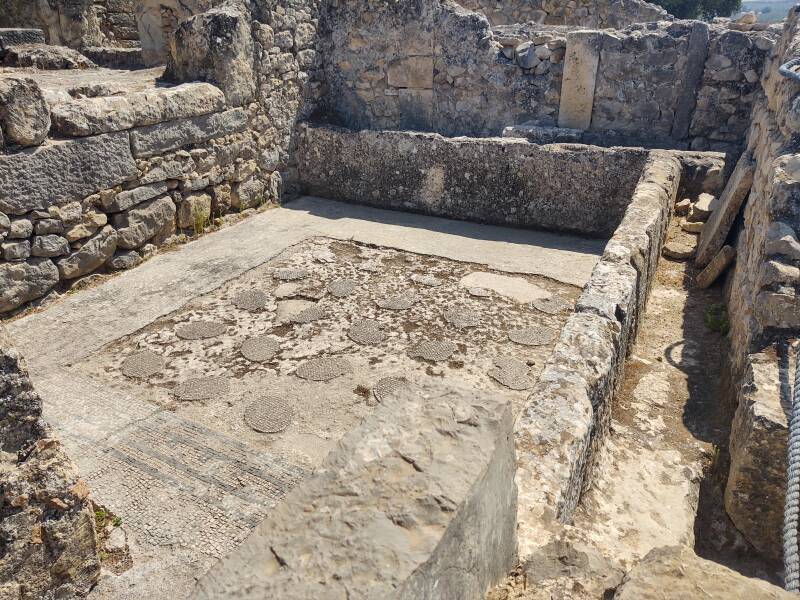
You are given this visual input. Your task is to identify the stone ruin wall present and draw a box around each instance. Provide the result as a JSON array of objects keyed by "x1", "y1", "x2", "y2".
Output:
[
  {"x1": 0, "y1": 0, "x2": 326, "y2": 316},
  {"x1": 458, "y1": 0, "x2": 668, "y2": 28},
  {"x1": 319, "y1": 0, "x2": 777, "y2": 152}
]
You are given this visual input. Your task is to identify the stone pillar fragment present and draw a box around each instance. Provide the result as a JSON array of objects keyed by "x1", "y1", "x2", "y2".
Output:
[{"x1": 558, "y1": 31, "x2": 602, "y2": 130}]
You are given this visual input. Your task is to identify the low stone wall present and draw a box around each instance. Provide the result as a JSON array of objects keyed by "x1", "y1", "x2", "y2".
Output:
[
  {"x1": 0, "y1": 326, "x2": 101, "y2": 598},
  {"x1": 514, "y1": 151, "x2": 681, "y2": 558},
  {"x1": 195, "y1": 381, "x2": 517, "y2": 599},
  {"x1": 296, "y1": 125, "x2": 649, "y2": 237},
  {"x1": 458, "y1": 0, "x2": 668, "y2": 28}
]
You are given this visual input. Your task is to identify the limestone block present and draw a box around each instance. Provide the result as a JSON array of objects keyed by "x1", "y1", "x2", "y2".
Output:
[
  {"x1": 558, "y1": 31, "x2": 602, "y2": 130},
  {"x1": 0, "y1": 258, "x2": 59, "y2": 313},
  {"x1": 725, "y1": 351, "x2": 789, "y2": 562},
  {"x1": 106, "y1": 249, "x2": 142, "y2": 271},
  {"x1": 696, "y1": 152, "x2": 755, "y2": 266},
  {"x1": 614, "y1": 545, "x2": 793, "y2": 598},
  {"x1": 196, "y1": 381, "x2": 516, "y2": 599},
  {"x1": 56, "y1": 226, "x2": 118, "y2": 279},
  {"x1": 7, "y1": 219, "x2": 33, "y2": 239},
  {"x1": 231, "y1": 176, "x2": 265, "y2": 210},
  {"x1": 0, "y1": 28, "x2": 46, "y2": 48},
  {"x1": 51, "y1": 83, "x2": 226, "y2": 137},
  {"x1": 135, "y1": 0, "x2": 215, "y2": 66},
  {"x1": 48, "y1": 202, "x2": 82, "y2": 226},
  {"x1": 694, "y1": 244, "x2": 734, "y2": 288},
  {"x1": 31, "y1": 235, "x2": 70, "y2": 258},
  {"x1": 104, "y1": 181, "x2": 171, "y2": 213},
  {"x1": 0, "y1": 77, "x2": 50, "y2": 147},
  {"x1": 113, "y1": 195, "x2": 176, "y2": 250},
  {"x1": 387, "y1": 56, "x2": 434, "y2": 89},
  {"x1": 0, "y1": 132, "x2": 137, "y2": 216},
  {"x1": 138, "y1": 152, "x2": 196, "y2": 185},
  {"x1": 165, "y1": 5, "x2": 255, "y2": 106},
  {"x1": 130, "y1": 108, "x2": 248, "y2": 158},
  {"x1": 2, "y1": 43, "x2": 96, "y2": 70},
  {"x1": 2, "y1": 240, "x2": 31, "y2": 261},
  {"x1": 34, "y1": 219, "x2": 64, "y2": 235},
  {"x1": 764, "y1": 221, "x2": 800, "y2": 260},
  {"x1": 176, "y1": 193, "x2": 211, "y2": 229},
  {"x1": 758, "y1": 259, "x2": 800, "y2": 288}
]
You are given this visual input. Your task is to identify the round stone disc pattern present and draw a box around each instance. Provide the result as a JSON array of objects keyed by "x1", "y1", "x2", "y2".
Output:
[
  {"x1": 411, "y1": 273, "x2": 443, "y2": 287},
  {"x1": 409, "y1": 340, "x2": 458, "y2": 362},
  {"x1": 508, "y1": 326, "x2": 558, "y2": 346},
  {"x1": 175, "y1": 321, "x2": 227, "y2": 340},
  {"x1": 376, "y1": 293, "x2": 418, "y2": 311},
  {"x1": 488, "y1": 357, "x2": 533, "y2": 390},
  {"x1": 232, "y1": 289, "x2": 269, "y2": 312},
  {"x1": 372, "y1": 376, "x2": 409, "y2": 404},
  {"x1": 348, "y1": 319, "x2": 386, "y2": 345},
  {"x1": 121, "y1": 350, "x2": 165, "y2": 379},
  {"x1": 327, "y1": 278, "x2": 357, "y2": 298},
  {"x1": 291, "y1": 304, "x2": 326, "y2": 324},
  {"x1": 295, "y1": 357, "x2": 352, "y2": 381},
  {"x1": 532, "y1": 296, "x2": 572, "y2": 315},
  {"x1": 240, "y1": 335, "x2": 280, "y2": 362},
  {"x1": 443, "y1": 307, "x2": 481, "y2": 329},
  {"x1": 273, "y1": 268, "x2": 307, "y2": 281},
  {"x1": 243, "y1": 396, "x2": 294, "y2": 433},
  {"x1": 173, "y1": 376, "x2": 230, "y2": 401}
]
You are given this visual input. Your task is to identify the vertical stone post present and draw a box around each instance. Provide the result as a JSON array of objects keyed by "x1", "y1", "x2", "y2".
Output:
[{"x1": 558, "y1": 30, "x2": 602, "y2": 130}]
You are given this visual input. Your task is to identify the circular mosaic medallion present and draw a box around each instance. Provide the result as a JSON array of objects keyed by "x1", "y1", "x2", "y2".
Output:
[
  {"x1": 291, "y1": 304, "x2": 326, "y2": 324},
  {"x1": 175, "y1": 321, "x2": 227, "y2": 340},
  {"x1": 508, "y1": 326, "x2": 557, "y2": 347},
  {"x1": 273, "y1": 268, "x2": 308, "y2": 281},
  {"x1": 376, "y1": 293, "x2": 418, "y2": 311},
  {"x1": 295, "y1": 357, "x2": 352, "y2": 381},
  {"x1": 443, "y1": 308, "x2": 481, "y2": 329},
  {"x1": 348, "y1": 319, "x2": 386, "y2": 345},
  {"x1": 409, "y1": 340, "x2": 458, "y2": 362},
  {"x1": 243, "y1": 396, "x2": 294, "y2": 433},
  {"x1": 373, "y1": 376, "x2": 409, "y2": 405},
  {"x1": 327, "y1": 278, "x2": 357, "y2": 298},
  {"x1": 173, "y1": 376, "x2": 230, "y2": 401},
  {"x1": 488, "y1": 357, "x2": 532, "y2": 390},
  {"x1": 240, "y1": 335, "x2": 280, "y2": 362},
  {"x1": 532, "y1": 296, "x2": 572, "y2": 315},
  {"x1": 411, "y1": 274, "x2": 443, "y2": 287},
  {"x1": 233, "y1": 289, "x2": 269, "y2": 312},
  {"x1": 121, "y1": 350, "x2": 165, "y2": 379}
]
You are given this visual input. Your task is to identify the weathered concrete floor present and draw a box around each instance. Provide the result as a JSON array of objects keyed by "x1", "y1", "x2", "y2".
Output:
[
  {"x1": 490, "y1": 217, "x2": 743, "y2": 599},
  {"x1": 6, "y1": 197, "x2": 604, "y2": 599}
]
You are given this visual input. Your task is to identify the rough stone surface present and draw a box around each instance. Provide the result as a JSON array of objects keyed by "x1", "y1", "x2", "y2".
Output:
[
  {"x1": 195, "y1": 381, "x2": 517, "y2": 599},
  {"x1": 0, "y1": 77, "x2": 50, "y2": 147},
  {"x1": 725, "y1": 349, "x2": 788, "y2": 562},
  {"x1": 0, "y1": 327, "x2": 101, "y2": 598},
  {"x1": 0, "y1": 132, "x2": 137, "y2": 215},
  {"x1": 613, "y1": 546, "x2": 793, "y2": 599},
  {"x1": 696, "y1": 151, "x2": 755, "y2": 266},
  {"x1": 31, "y1": 234, "x2": 69, "y2": 258},
  {"x1": 558, "y1": 31, "x2": 601, "y2": 130},
  {"x1": 113, "y1": 196, "x2": 176, "y2": 250},
  {"x1": 0, "y1": 258, "x2": 59, "y2": 312},
  {"x1": 50, "y1": 82, "x2": 225, "y2": 137},
  {"x1": 130, "y1": 108, "x2": 248, "y2": 159},
  {"x1": 695, "y1": 244, "x2": 735, "y2": 288},
  {"x1": 2, "y1": 43, "x2": 96, "y2": 69},
  {"x1": 105, "y1": 182, "x2": 170, "y2": 213},
  {"x1": 56, "y1": 225, "x2": 118, "y2": 279},
  {"x1": 176, "y1": 193, "x2": 212, "y2": 230}
]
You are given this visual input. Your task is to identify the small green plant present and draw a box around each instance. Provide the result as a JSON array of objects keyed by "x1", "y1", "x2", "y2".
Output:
[
  {"x1": 112, "y1": 516, "x2": 122, "y2": 527},
  {"x1": 704, "y1": 303, "x2": 730, "y2": 336},
  {"x1": 94, "y1": 508, "x2": 108, "y2": 528},
  {"x1": 193, "y1": 208, "x2": 211, "y2": 237}
]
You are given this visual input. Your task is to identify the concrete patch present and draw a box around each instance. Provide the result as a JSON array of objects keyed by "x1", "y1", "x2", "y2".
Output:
[{"x1": 459, "y1": 271, "x2": 552, "y2": 303}]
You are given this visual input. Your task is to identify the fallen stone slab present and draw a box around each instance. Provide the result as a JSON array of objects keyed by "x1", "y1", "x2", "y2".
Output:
[
  {"x1": 695, "y1": 244, "x2": 735, "y2": 288},
  {"x1": 130, "y1": 108, "x2": 248, "y2": 158},
  {"x1": 0, "y1": 257, "x2": 59, "y2": 313},
  {"x1": 51, "y1": 83, "x2": 226, "y2": 137},
  {"x1": 614, "y1": 545, "x2": 793, "y2": 599},
  {"x1": 662, "y1": 240, "x2": 696, "y2": 259},
  {"x1": 695, "y1": 151, "x2": 755, "y2": 266},
  {"x1": 687, "y1": 192, "x2": 716, "y2": 222},
  {"x1": 725, "y1": 349, "x2": 788, "y2": 562},
  {"x1": 196, "y1": 381, "x2": 516, "y2": 600},
  {"x1": 0, "y1": 132, "x2": 137, "y2": 215}
]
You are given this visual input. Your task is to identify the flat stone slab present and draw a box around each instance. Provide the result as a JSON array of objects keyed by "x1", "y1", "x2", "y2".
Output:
[
  {"x1": 130, "y1": 107, "x2": 248, "y2": 158},
  {"x1": 51, "y1": 82, "x2": 226, "y2": 137},
  {"x1": 695, "y1": 151, "x2": 755, "y2": 266},
  {"x1": 0, "y1": 132, "x2": 137, "y2": 215},
  {"x1": 459, "y1": 271, "x2": 551, "y2": 303},
  {"x1": 195, "y1": 381, "x2": 517, "y2": 599}
]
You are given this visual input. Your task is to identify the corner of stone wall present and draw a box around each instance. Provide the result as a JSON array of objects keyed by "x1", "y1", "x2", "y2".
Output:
[{"x1": 514, "y1": 151, "x2": 681, "y2": 560}]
